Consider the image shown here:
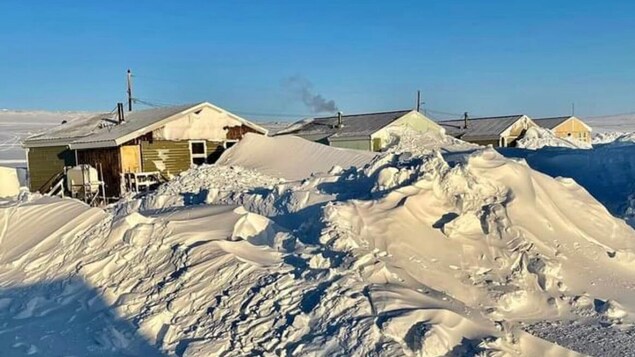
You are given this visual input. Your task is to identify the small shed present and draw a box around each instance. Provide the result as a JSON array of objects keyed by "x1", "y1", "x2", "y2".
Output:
[
  {"x1": 438, "y1": 114, "x2": 537, "y2": 147},
  {"x1": 275, "y1": 110, "x2": 442, "y2": 151},
  {"x1": 534, "y1": 116, "x2": 592, "y2": 143},
  {"x1": 23, "y1": 102, "x2": 267, "y2": 198}
]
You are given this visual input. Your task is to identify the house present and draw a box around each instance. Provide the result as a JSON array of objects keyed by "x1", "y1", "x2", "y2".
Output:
[
  {"x1": 23, "y1": 102, "x2": 267, "y2": 198},
  {"x1": 533, "y1": 116, "x2": 592, "y2": 143},
  {"x1": 438, "y1": 114, "x2": 537, "y2": 147},
  {"x1": 275, "y1": 110, "x2": 442, "y2": 151}
]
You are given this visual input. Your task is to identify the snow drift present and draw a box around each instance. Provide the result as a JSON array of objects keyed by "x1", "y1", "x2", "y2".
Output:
[
  {"x1": 515, "y1": 127, "x2": 591, "y2": 150},
  {"x1": 216, "y1": 133, "x2": 377, "y2": 181},
  {"x1": 3, "y1": 129, "x2": 635, "y2": 355},
  {"x1": 0, "y1": 166, "x2": 21, "y2": 197}
]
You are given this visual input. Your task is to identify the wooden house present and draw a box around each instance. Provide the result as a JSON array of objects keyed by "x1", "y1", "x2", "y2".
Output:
[
  {"x1": 275, "y1": 110, "x2": 442, "y2": 151},
  {"x1": 534, "y1": 116, "x2": 592, "y2": 143},
  {"x1": 22, "y1": 102, "x2": 267, "y2": 198},
  {"x1": 438, "y1": 114, "x2": 537, "y2": 147}
]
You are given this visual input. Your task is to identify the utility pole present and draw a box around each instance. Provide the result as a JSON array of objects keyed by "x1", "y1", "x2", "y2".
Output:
[
  {"x1": 127, "y1": 69, "x2": 133, "y2": 112},
  {"x1": 416, "y1": 90, "x2": 421, "y2": 112},
  {"x1": 463, "y1": 112, "x2": 469, "y2": 129}
]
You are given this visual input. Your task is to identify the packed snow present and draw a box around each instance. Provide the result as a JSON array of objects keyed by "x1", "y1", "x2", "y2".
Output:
[
  {"x1": 0, "y1": 166, "x2": 21, "y2": 197},
  {"x1": 515, "y1": 126, "x2": 591, "y2": 150},
  {"x1": 7, "y1": 110, "x2": 635, "y2": 355}
]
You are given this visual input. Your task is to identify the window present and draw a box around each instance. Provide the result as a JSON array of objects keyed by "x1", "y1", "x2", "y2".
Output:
[
  {"x1": 224, "y1": 140, "x2": 238, "y2": 149},
  {"x1": 190, "y1": 140, "x2": 207, "y2": 165}
]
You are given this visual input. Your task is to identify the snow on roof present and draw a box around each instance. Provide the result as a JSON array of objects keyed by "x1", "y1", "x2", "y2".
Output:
[
  {"x1": 276, "y1": 110, "x2": 413, "y2": 140},
  {"x1": 438, "y1": 115, "x2": 524, "y2": 140},
  {"x1": 23, "y1": 102, "x2": 267, "y2": 148}
]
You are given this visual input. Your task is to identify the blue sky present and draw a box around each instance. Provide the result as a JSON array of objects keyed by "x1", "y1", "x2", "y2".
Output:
[{"x1": 0, "y1": 0, "x2": 634, "y2": 120}]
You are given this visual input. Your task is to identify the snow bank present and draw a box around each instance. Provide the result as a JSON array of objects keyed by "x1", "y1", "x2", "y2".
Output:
[
  {"x1": 5, "y1": 129, "x2": 635, "y2": 355},
  {"x1": 516, "y1": 126, "x2": 591, "y2": 150},
  {"x1": 0, "y1": 166, "x2": 21, "y2": 197},
  {"x1": 216, "y1": 133, "x2": 377, "y2": 180}
]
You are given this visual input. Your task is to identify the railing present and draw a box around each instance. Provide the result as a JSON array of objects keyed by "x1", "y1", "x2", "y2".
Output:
[{"x1": 122, "y1": 171, "x2": 162, "y2": 193}]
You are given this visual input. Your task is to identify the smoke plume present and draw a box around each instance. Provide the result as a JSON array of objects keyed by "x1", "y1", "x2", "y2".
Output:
[{"x1": 283, "y1": 75, "x2": 338, "y2": 114}]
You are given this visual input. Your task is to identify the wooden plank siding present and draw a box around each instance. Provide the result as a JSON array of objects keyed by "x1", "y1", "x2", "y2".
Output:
[
  {"x1": 27, "y1": 146, "x2": 76, "y2": 192},
  {"x1": 140, "y1": 140, "x2": 226, "y2": 177},
  {"x1": 77, "y1": 148, "x2": 122, "y2": 198},
  {"x1": 226, "y1": 125, "x2": 260, "y2": 140}
]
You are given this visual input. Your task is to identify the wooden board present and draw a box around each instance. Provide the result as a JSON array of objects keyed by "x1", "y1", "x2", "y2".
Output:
[
  {"x1": 120, "y1": 145, "x2": 141, "y2": 173},
  {"x1": 77, "y1": 147, "x2": 121, "y2": 198}
]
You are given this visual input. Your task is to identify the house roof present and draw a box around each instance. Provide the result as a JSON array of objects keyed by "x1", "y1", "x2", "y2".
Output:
[
  {"x1": 438, "y1": 115, "x2": 525, "y2": 141},
  {"x1": 533, "y1": 116, "x2": 571, "y2": 130},
  {"x1": 23, "y1": 102, "x2": 268, "y2": 149},
  {"x1": 276, "y1": 110, "x2": 414, "y2": 140}
]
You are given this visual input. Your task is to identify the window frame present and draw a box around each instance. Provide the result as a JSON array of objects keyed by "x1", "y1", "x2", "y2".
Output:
[{"x1": 189, "y1": 140, "x2": 207, "y2": 165}]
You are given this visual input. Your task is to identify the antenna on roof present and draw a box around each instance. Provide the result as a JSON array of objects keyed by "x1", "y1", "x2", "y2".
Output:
[
  {"x1": 127, "y1": 69, "x2": 133, "y2": 112},
  {"x1": 463, "y1": 112, "x2": 469, "y2": 129},
  {"x1": 571, "y1": 102, "x2": 575, "y2": 116}
]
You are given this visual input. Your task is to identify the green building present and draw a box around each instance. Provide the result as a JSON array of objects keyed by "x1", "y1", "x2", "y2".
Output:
[{"x1": 275, "y1": 110, "x2": 442, "y2": 151}]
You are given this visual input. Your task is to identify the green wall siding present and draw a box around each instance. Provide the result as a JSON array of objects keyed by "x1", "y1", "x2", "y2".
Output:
[
  {"x1": 328, "y1": 139, "x2": 371, "y2": 151},
  {"x1": 141, "y1": 140, "x2": 224, "y2": 176},
  {"x1": 27, "y1": 146, "x2": 76, "y2": 192}
]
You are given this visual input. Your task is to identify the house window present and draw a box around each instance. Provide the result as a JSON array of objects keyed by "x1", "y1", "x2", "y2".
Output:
[
  {"x1": 224, "y1": 140, "x2": 238, "y2": 149},
  {"x1": 190, "y1": 140, "x2": 207, "y2": 165}
]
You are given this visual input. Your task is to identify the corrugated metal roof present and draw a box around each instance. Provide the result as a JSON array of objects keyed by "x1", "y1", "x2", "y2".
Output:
[
  {"x1": 534, "y1": 116, "x2": 571, "y2": 129},
  {"x1": 277, "y1": 110, "x2": 413, "y2": 140},
  {"x1": 70, "y1": 103, "x2": 199, "y2": 146},
  {"x1": 438, "y1": 115, "x2": 524, "y2": 140},
  {"x1": 24, "y1": 102, "x2": 267, "y2": 148}
]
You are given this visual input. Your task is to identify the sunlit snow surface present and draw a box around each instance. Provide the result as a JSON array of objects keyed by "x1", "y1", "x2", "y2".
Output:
[{"x1": 3, "y1": 113, "x2": 635, "y2": 355}]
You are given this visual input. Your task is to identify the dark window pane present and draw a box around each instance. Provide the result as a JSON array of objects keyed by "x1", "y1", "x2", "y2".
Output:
[
  {"x1": 192, "y1": 157, "x2": 206, "y2": 165},
  {"x1": 191, "y1": 142, "x2": 205, "y2": 154},
  {"x1": 225, "y1": 141, "x2": 236, "y2": 148}
]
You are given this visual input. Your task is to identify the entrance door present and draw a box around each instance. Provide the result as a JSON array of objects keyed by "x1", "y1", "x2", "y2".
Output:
[{"x1": 120, "y1": 145, "x2": 141, "y2": 173}]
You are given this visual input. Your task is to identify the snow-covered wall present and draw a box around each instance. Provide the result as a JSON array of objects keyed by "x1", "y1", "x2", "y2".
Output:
[{"x1": 153, "y1": 106, "x2": 251, "y2": 141}]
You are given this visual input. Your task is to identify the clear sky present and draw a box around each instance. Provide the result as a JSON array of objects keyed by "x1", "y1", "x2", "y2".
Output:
[{"x1": 1, "y1": 0, "x2": 634, "y2": 120}]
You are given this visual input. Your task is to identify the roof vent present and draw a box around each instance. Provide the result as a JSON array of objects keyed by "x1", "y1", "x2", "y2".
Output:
[{"x1": 117, "y1": 103, "x2": 125, "y2": 123}]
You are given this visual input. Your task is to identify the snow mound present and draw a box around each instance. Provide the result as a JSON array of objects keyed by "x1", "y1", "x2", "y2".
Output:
[
  {"x1": 516, "y1": 127, "x2": 591, "y2": 150},
  {"x1": 0, "y1": 166, "x2": 21, "y2": 197},
  {"x1": 216, "y1": 133, "x2": 377, "y2": 180},
  {"x1": 383, "y1": 126, "x2": 478, "y2": 155},
  {"x1": 594, "y1": 132, "x2": 635, "y2": 147},
  {"x1": 4, "y1": 133, "x2": 635, "y2": 355}
]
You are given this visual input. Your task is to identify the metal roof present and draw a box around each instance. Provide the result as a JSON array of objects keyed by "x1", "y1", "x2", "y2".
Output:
[
  {"x1": 533, "y1": 116, "x2": 572, "y2": 130},
  {"x1": 23, "y1": 102, "x2": 267, "y2": 148},
  {"x1": 277, "y1": 110, "x2": 413, "y2": 140},
  {"x1": 438, "y1": 115, "x2": 525, "y2": 140}
]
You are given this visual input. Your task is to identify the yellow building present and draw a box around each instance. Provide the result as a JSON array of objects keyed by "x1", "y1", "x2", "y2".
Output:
[{"x1": 534, "y1": 116, "x2": 592, "y2": 143}]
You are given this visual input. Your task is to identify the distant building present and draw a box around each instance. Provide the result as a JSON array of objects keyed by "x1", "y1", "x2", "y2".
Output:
[
  {"x1": 22, "y1": 102, "x2": 267, "y2": 198},
  {"x1": 438, "y1": 114, "x2": 537, "y2": 147},
  {"x1": 276, "y1": 110, "x2": 442, "y2": 151},
  {"x1": 534, "y1": 116, "x2": 592, "y2": 143}
]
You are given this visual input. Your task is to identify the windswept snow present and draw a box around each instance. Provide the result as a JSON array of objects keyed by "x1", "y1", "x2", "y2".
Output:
[
  {"x1": 516, "y1": 126, "x2": 591, "y2": 150},
  {"x1": 216, "y1": 133, "x2": 377, "y2": 181},
  {"x1": 0, "y1": 110, "x2": 92, "y2": 168},
  {"x1": 4, "y1": 126, "x2": 635, "y2": 355}
]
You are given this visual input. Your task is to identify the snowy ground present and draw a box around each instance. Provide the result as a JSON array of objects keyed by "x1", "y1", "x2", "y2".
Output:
[
  {"x1": 4, "y1": 113, "x2": 635, "y2": 355},
  {"x1": 0, "y1": 110, "x2": 92, "y2": 168}
]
